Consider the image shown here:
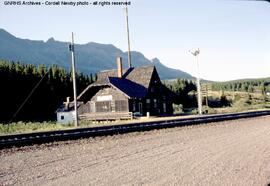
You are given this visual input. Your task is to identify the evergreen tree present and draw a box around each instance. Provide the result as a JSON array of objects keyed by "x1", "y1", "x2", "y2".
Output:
[{"x1": 0, "y1": 60, "x2": 94, "y2": 123}]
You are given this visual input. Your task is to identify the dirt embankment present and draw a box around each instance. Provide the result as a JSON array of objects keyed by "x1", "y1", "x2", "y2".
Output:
[{"x1": 1, "y1": 116, "x2": 270, "y2": 186}]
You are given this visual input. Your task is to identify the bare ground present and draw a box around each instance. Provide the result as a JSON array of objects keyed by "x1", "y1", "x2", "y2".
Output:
[{"x1": 1, "y1": 116, "x2": 270, "y2": 186}]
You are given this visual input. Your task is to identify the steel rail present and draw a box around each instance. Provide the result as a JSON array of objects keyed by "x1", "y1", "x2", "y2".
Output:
[{"x1": 1, "y1": 110, "x2": 270, "y2": 149}]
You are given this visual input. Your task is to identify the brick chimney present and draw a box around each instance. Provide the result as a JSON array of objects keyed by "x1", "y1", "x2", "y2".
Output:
[{"x1": 117, "y1": 57, "x2": 123, "y2": 78}]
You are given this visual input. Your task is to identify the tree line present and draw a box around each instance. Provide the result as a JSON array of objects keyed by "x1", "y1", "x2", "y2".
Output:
[
  {"x1": 211, "y1": 78, "x2": 270, "y2": 95},
  {"x1": 165, "y1": 79, "x2": 197, "y2": 108},
  {"x1": 165, "y1": 77, "x2": 270, "y2": 110},
  {"x1": 0, "y1": 60, "x2": 95, "y2": 123}
]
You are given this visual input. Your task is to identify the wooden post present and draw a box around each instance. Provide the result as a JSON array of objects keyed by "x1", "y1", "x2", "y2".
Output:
[
  {"x1": 70, "y1": 32, "x2": 79, "y2": 127},
  {"x1": 125, "y1": 6, "x2": 132, "y2": 68}
]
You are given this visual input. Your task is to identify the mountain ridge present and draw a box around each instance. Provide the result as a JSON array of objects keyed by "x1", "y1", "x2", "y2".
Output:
[{"x1": 0, "y1": 28, "x2": 194, "y2": 80}]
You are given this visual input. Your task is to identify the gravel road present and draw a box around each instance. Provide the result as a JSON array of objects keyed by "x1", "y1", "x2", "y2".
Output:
[{"x1": 1, "y1": 116, "x2": 270, "y2": 186}]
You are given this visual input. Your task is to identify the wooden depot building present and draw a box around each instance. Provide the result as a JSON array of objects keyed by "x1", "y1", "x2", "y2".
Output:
[{"x1": 57, "y1": 57, "x2": 174, "y2": 123}]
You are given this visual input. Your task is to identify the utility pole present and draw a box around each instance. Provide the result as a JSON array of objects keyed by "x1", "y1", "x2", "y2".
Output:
[
  {"x1": 125, "y1": 6, "x2": 132, "y2": 68},
  {"x1": 190, "y1": 48, "x2": 202, "y2": 115},
  {"x1": 70, "y1": 32, "x2": 78, "y2": 127}
]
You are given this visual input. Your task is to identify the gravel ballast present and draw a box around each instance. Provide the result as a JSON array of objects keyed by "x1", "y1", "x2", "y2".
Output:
[{"x1": 1, "y1": 116, "x2": 270, "y2": 186}]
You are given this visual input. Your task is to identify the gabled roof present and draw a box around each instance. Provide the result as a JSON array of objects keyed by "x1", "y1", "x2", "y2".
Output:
[
  {"x1": 78, "y1": 66, "x2": 156, "y2": 100},
  {"x1": 56, "y1": 101, "x2": 84, "y2": 112},
  {"x1": 98, "y1": 66, "x2": 155, "y2": 89}
]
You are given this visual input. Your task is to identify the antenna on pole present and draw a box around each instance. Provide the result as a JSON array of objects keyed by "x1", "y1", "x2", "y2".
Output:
[
  {"x1": 125, "y1": 6, "x2": 132, "y2": 68},
  {"x1": 69, "y1": 32, "x2": 79, "y2": 127}
]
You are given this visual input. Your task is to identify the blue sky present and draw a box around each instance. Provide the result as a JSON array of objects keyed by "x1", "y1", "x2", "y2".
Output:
[{"x1": 1, "y1": 0, "x2": 270, "y2": 81}]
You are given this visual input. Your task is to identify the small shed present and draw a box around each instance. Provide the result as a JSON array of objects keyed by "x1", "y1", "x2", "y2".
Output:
[
  {"x1": 56, "y1": 110, "x2": 75, "y2": 124},
  {"x1": 56, "y1": 97, "x2": 77, "y2": 124}
]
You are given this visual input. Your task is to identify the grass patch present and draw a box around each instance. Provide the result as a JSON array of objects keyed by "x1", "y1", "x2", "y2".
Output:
[{"x1": 0, "y1": 121, "x2": 71, "y2": 135}]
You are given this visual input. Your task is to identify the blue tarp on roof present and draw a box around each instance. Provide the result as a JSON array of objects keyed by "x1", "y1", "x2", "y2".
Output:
[{"x1": 108, "y1": 77, "x2": 147, "y2": 98}]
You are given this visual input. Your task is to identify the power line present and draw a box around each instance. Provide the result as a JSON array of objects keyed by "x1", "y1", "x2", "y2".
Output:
[{"x1": 9, "y1": 69, "x2": 50, "y2": 123}]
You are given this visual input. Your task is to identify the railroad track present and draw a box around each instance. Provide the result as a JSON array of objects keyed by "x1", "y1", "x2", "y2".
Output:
[{"x1": 1, "y1": 110, "x2": 270, "y2": 149}]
